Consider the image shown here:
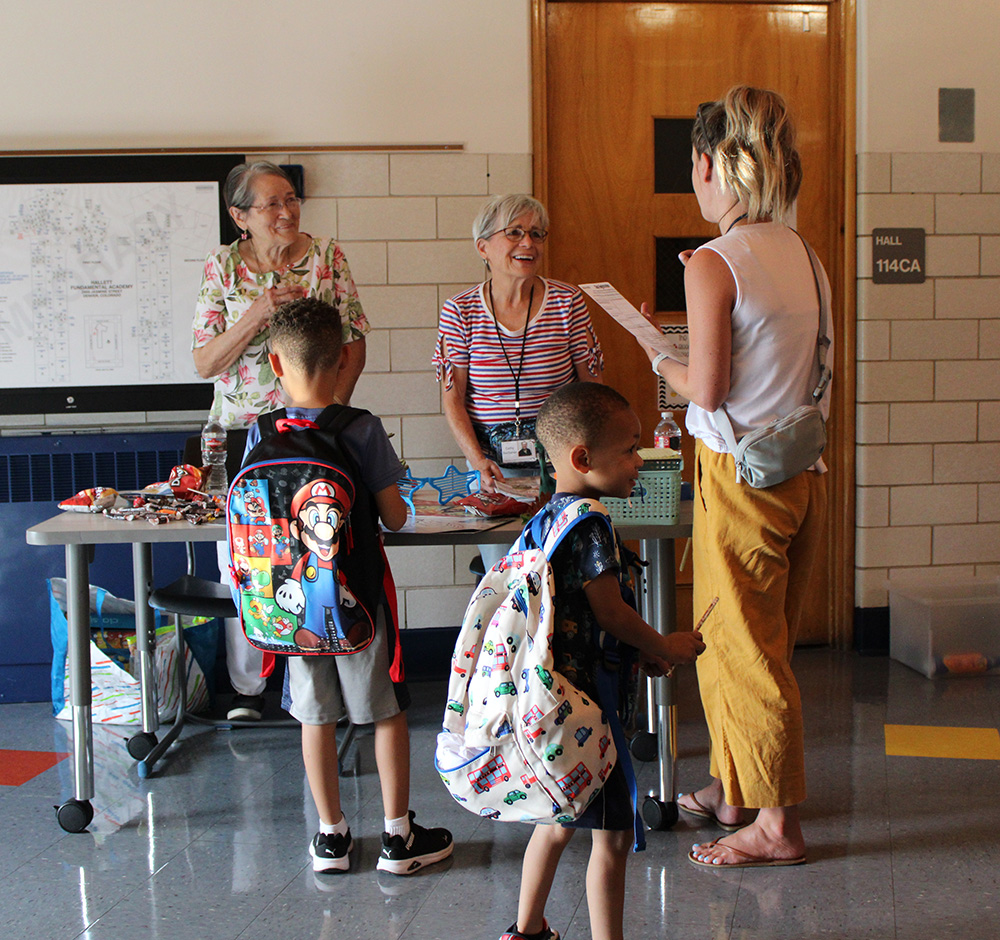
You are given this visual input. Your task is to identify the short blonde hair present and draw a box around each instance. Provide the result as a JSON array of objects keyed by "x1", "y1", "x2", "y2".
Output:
[{"x1": 692, "y1": 86, "x2": 802, "y2": 224}]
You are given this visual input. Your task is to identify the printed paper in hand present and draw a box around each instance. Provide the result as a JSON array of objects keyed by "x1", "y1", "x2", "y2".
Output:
[{"x1": 580, "y1": 282, "x2": 688, "y2": 364}]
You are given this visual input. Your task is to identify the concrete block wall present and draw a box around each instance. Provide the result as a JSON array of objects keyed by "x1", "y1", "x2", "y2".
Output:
[
  {"x1": 254, "y1": 150, "x2": 533, "y2": 630},
  {"x1": 855, "y1": 152, "x2": 1000, "y2": 607}
]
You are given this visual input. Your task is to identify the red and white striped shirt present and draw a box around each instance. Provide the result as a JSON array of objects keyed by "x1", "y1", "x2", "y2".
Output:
[{"x1": 433, "y1": 279, "x2": 603, "y2": 426}]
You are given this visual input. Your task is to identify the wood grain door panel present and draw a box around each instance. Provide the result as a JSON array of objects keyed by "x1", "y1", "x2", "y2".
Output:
[{"x1": 538, "y1": 1, "x2": 845, "y2": 643}]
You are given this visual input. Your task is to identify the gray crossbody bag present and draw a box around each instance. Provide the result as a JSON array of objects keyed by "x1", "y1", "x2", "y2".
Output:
[{"x1": 712, "y1": 233, "x2": 832, "y2": 489}]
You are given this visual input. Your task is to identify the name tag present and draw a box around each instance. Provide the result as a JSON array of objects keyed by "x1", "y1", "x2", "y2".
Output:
[{"x1": 500, "y1": 438, "x2": 537, "y2": 464}]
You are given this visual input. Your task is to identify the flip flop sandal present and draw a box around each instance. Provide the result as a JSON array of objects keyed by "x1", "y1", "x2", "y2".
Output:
[
  {"x1": 687, "y1": 840, "x2": 806, "y2": 869},
  {"x1": 677, "y1": 793, "x2": 746, "y2": 832}
]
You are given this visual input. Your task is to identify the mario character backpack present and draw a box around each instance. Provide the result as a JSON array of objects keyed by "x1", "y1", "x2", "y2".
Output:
[
  {"x1": 435, "y1": 499, "x2": 641, "y2": 837},
  {"x1": 228, "y1": 405, "x2": 396, "y2": 667}
]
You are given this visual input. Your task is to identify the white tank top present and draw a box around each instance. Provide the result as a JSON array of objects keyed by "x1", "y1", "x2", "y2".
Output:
[{"x1": 684, "y1": 222, "x2": 833, "y2": 453}]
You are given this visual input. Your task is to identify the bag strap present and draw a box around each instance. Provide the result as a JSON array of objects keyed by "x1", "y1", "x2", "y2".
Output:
[
  {"x1": 712, "y1": 230, "x2": 832, "y2": 454},
  {"x1": 517, "y1": 498, "x2": 614, "y2": 558},
  {"x1": 594, "y1": 665, "x2": 646, "y2": 853},
  {"x1": 792, "y1": 230, "x2": 833, "y2": 404},
  {"x1": 313, "y1": 403, "x2": 370, "y2": 436},
  {"x1": 254, "y1": 408, "x2": 286, "y2": 440}
]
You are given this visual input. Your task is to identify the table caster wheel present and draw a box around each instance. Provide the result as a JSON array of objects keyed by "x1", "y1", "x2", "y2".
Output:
[
  {"x1": 629, "y1": 730, "x2": 659, "y2": 763},
  {"x1": 642, "y1": 796, "x2": 679, "y2": 831},
  {"x1": 55, "y1": 799, "x2": 94, "y2": 833},
  {"x1": 127, "y1": 731, "x2": 158, "y2": 761}
]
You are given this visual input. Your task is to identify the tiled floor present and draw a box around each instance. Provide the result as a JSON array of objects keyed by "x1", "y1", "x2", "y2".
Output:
[{"x1": 3, "y1": 649, "x2": 1000, "y2": 940}]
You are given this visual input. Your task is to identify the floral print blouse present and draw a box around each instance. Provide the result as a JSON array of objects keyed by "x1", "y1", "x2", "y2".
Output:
[{"x1": 192, "y1": 236, "x2": 369, "y2": 428}]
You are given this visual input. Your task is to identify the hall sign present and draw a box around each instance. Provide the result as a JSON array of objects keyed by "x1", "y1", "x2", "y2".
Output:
[{"x1": 872, "y1": 228, "x2": 925, "y2": 284}]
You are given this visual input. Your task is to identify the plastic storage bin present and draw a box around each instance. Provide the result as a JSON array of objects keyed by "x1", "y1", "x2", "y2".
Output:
[
  {"x1": 603, "y1": 449, "x2": 682, "y2": 525},
  {"x1": 889, "y1": 578, "x2": 1000, "y2": 678}
]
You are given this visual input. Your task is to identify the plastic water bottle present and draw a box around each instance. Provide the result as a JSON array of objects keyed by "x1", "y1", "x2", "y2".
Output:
[
  {"x1": 653, "y1": 411, "x2": 681, "y2": 450},
  {"x1": 200, "y1": 417, "x2": 228, "y2": 495}
]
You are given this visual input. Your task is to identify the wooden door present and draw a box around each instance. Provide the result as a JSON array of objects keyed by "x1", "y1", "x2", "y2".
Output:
[{"x1": 535, "y1": 1, "x2": 851, "y2": 644}]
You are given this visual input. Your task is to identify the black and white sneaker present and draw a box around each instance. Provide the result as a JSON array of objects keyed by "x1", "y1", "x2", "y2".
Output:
[
  {"x1": 376, "y1": 811, "x2": 453, "y2": 875},
  {"x1": 227, "y1": 693, "x2": 265, "y2": 721},
  {"x1": 498, "y1": 919, "x2": 560, "y2": 940},
  {"x1": 310, "y1": 830, "x2": 353, "y2": 873}
]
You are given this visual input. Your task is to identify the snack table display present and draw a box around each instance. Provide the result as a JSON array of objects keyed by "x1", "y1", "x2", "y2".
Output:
[{"x1": 27, "y1": 501, "x2": 691, "y2": 833}]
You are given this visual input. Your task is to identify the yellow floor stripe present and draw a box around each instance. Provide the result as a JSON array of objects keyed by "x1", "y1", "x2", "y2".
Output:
[{"x1": 884, "y1": 724, "x2": 1000, "y2": 760}]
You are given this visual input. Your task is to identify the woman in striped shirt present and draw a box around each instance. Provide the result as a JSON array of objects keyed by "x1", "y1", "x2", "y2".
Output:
[{"x1": 433, "y1": 194, "x2": 604, "y2": 504}]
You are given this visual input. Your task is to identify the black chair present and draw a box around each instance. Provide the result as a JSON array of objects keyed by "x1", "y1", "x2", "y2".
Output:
[{"x1": 132, "y1": 544, "x2": 363, "y2": 778}]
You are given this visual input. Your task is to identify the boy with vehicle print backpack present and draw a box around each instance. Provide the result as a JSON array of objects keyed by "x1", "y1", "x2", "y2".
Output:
[
  {"x1": 230, "y1": 296, "x2": 452, "y2": 876},
  {"x1": 496, "y1": 383, "x2": 704, "y2": 940}
]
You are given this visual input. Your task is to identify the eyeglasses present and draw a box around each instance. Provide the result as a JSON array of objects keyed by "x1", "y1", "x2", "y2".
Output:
[
  {"x1": 250, "y1": 196, "x2": 302, "y2": 213},
  {"x1": 484, "y1": 226, "x2": 548, "y2": 243}
]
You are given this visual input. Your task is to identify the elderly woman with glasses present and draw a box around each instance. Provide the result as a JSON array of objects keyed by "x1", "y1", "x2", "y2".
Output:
[
  {"x1": 192, "y1": 160, "x2": 370, "y2": 721},
  {"x1": 193, "y1": 161, "x2": 369, "y2": 424},
  {"x1": 433, "y1": 194, "x2": 603, "y2": 523}
]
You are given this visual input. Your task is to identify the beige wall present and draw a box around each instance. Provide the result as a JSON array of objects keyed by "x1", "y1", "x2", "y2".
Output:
[
  {"x1": 855, "y1": 1, "x2": 1000, "y2": 607},
  {"x1": 858, "y1": 0, "x2": 1000, "y2": 152},
  {"x1": 1, "y1": 1, "x2": 531, "y2": 154}
]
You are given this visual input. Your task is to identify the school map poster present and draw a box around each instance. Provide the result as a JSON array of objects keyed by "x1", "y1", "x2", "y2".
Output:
[{"x1": 0, "y1": 180, "x2": 219, "y2": 390}]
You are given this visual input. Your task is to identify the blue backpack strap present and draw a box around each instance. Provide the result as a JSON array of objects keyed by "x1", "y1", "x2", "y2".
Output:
[
  {"x1": 521, "y1": 498, "x2": 646, "y2": 851},
  {"x1": 594, "y1": 662, "x2": 645, "y2": 852},
  {"x1": 517, "y1": 497, "x2": 608, "y2": 554}
]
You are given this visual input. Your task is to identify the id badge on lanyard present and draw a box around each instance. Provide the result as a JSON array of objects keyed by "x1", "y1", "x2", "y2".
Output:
[{"x1": 500, "y1": 437, "x2": 537, "y2": 465}]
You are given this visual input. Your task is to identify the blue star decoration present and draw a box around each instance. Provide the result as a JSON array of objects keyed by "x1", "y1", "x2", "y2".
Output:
[
  {"x1": 428, "y1": 465, "x2": 479, "y2": 504},
  {"x1": 396, "y1": 471, "x2": 422, "y2": 517},
  {"x1": 395, "y1": 465, "x2": 480, "y2": 511}
]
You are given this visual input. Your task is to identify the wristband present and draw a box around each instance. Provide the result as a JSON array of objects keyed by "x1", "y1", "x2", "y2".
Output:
[{"x1": 651, "y1": 352, "x2": 670, "y2": 375}]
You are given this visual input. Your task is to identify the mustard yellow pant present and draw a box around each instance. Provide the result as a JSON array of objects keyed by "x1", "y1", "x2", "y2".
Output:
[{"x1": 692, "y1": 442, "x2": 828, "y2": 809}]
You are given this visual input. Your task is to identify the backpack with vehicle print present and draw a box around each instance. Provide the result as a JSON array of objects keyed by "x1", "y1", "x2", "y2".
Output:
[
  {"x1": 227, "y1": 405, "x2": 398, "y2": 674},
  {"x1": 435, "y1": 498, "x2": 633, "y2": 828}
]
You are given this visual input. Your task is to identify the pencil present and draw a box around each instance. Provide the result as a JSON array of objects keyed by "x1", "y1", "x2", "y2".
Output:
[{"x1": 695, "y1": 595, "x2": 720, "y2": 631}]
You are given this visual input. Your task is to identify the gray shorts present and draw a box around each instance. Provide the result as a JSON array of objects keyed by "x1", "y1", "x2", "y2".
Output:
[{"x1": 284, "y1": 605, "x2": 409, "y2": 725}]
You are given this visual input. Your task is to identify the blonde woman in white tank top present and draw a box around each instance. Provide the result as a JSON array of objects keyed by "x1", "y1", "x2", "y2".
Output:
[{"x1": 636, "y1": 87, "x2": 832, "y2": 870}]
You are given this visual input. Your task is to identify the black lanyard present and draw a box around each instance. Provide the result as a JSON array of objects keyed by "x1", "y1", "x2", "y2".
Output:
[{"x1": 488, "y1": 279, "x2": 534, "y2": 432}]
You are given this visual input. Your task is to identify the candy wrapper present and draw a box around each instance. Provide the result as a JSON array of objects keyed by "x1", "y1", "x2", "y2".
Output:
[
  {"x1": 58, "y1": 487, "x2": 122, "y2": 513},
  {"x1": 143, "y1": 464, "x2": 211, "y2": 499},
  {"x1": 455, "y1": 491, "x2": 540, "y2": 518},
  {"x1": 168, "y1": 463, "x2": 210, "y2": 498}
]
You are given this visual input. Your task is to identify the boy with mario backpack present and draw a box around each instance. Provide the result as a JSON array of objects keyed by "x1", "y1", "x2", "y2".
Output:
[
  {"x1": 437, "y1": 383, "x2": 704, "y2": 940},
  {"x1": 229, "y1": 296, "x2": 452, "y2": 876}
]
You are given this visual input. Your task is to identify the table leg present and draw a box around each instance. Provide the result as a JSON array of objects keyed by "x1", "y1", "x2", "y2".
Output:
[
  {"x1": 56, "y1": 543, "x2": 96, "y2": 833},
  {"x1": 133, "y1": 542, "x2": 159, "y2": 735},
  {"x1": 125, "y1": 542, "x2": 162, "y2": 766},
  {"x1": 639, "y1": 538, "x2": 680, "y2": 831}
]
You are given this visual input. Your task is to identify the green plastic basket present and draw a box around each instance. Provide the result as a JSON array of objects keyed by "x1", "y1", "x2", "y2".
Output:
[{"x1": 603, "y1": 456, "x2": 682, "y2": 525}]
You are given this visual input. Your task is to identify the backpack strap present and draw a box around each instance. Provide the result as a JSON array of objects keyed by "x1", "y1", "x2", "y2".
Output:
[
  {"x1": 254, "y1": 404, "x2": 368, "y2": 441},
  {"x1": 254, "y1": 408, "x2": 287, "y2": 440},
  {"x1": 518, "y1": 497, "x2": 612, "y2": 556},
  {"x1": 313, "y1": 403, "x2": 369, "y2": 436}
]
